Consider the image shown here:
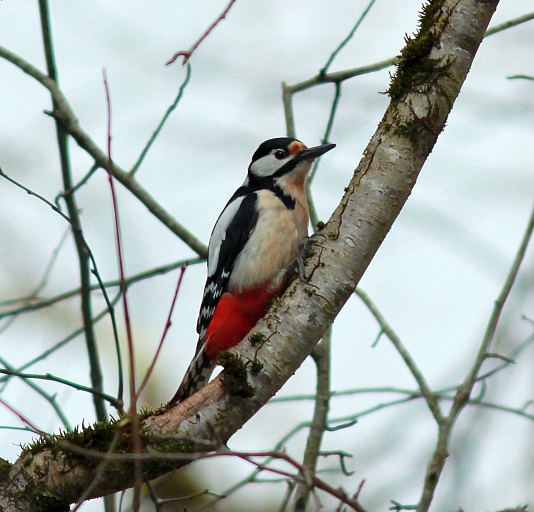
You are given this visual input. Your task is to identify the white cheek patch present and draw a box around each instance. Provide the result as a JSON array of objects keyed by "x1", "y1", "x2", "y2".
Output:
[
  {"x1": 250, "y1": 154, "x2": 290, "y2": 178},
  {"x1": 207, "y1": 196, "x2": 244, "y2": 276}
]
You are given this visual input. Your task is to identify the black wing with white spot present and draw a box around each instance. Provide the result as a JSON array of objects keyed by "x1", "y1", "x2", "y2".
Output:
[{"x1": 195, "y1": 190, "x2": 259, "y2": 352}]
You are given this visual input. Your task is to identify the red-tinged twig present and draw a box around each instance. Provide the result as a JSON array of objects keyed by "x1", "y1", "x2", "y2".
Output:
[
  {"x1": 102, "y1": 69, "x2": 142, "y2": 512},
  {"x1": 0, "y1": 257, "x2": 202, "y2": 319},
  {"x1": 136, "y1": 266, "x2": 188, "y2": 400},
  {"x1": 58, "y1": 443, "x2": 369, "y2": 512},
  {"x1": 0, "y1": 397, "x2": 46, "y2": 436},
  {"x1": 166, "y1": 0, "x2": 237, "y2": 65},
  {"x1": 0, "y1": 44, "x2": 208, "y2": 258},
  {"x1": 354, "y1": 479, "x2": 366, "y2": 500},
  {"x1": 208, "y1": 450, "x2": 367, "y2": 512}
]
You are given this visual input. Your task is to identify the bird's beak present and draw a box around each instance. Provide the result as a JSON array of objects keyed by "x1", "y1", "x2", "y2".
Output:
[{"x1": 295, "y1": 143, "x2": 336, "y2": 162}]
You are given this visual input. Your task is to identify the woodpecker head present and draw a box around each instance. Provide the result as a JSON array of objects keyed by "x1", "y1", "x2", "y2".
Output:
[{"x1": 247, "y1": 137, "x2": 335, "y2": 185}]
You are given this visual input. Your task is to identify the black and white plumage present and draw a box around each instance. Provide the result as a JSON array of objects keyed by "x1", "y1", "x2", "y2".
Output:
[{"x1": 170, "y1": 137, "x2": 336, "y2": 404}]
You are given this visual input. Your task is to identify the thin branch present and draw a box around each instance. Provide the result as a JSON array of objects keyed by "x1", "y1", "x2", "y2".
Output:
[
  {"x1": 283, "y1": 11, "x2": 534, "y2": 96},
  {"x1": 56, "y1": 443, "x2": 368, "y2": 512},
  {"x1": 354, "y1": 288, "x2": 442, "y2": 422},
  {"x1": 0, "y1": 44, "x2": 208, "y2": 258},
  {"x1": 0, "y1": 369, "x2": 122, "y2": 409},
  {"x1": 38, "y1": 0, "x2": 106, "y2": 421},
  {"x1": 288, "y1": 57, "x2": 397, "y2": 95},
  {"x1": 0, "y1": 358, "x2": 71, "y2": 431},
  {"x1": 508, "y1": 74, "x2": 534, "y2": 81},
  {"x1": 166, "y1": 0, "x2": 237, "y2": 65},
  {"x1": 0, "y1": 294, "x2": 122, "y2": 390},
  {"x1": 136, "y1": 266, "x2": 187, "y2": 399},
  {"x1": 485, "y1": 11, "x2": 534, "y2": 36},
  {"x1": 0, "y1": 167, "x2": 124, "y2": 410},
  {"x1": 54, "y1": 163, "x2": 98, "y2": 207},
  {"x1": 417, "y1": 201, "x2": 534, "y2": 512},
  {"x1": 282, "y1": 81, "x2": 296, "y2": 139},
  {"x1": 307, "y1": 82, "x2": 342, "y2": 228},
  {"x1": 452, "y1": 201, "x2": 534, "y2": 416},
  {"x1": 321, "y1": 0, "x2": 378, "y2": 75},
  {"x1": 293, "y1": 329, "x2": 332, "y2": 511},
  {"x1": 0, "y1": 257, "x2": 202, "y2": 319},
  {"x1": 0, "y1": 398, "x2": 46, "y2": 436},
  {"x1": 129, "y1": 64, "x2": 192, "y2": 175},
  {"x1": 147, "y1": 484, "x2": 227, "y2": 507},
  {"x1": 102, "y1": 70, "x2": 143, "y2": 512}
]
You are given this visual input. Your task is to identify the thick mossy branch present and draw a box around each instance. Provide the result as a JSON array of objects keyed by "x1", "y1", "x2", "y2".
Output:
[
  {"x1": 22, "y1": 410, "x2": 194, "y2": 479},
  {"x1": 24, "y1": 420, "x2": 121, "y2": 460},
  {"x1": 0, "y1": 459, "x2": 12, "y2": 483},
  {"x1": 219, "y1": 351, "x2": 255, "y2": 398},
  {"x1": 388, "y1": 0, "x2": 450, "y2": 99}
]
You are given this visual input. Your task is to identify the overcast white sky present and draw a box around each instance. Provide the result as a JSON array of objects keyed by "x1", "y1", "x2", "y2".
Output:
[{"x1": 1, "y1": 1, "x2": 534, "y2": 510}]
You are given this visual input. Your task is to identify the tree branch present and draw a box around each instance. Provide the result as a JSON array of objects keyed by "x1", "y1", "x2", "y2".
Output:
[
  {"x1": 293, "y1": 330, "x2": 332, "y2": 511},
  {"x1": 0, "y1": 0, "x2": 502, "y2": 509},
  {"x1": 0, "y1": 44, "x2": 208, "y2": 259}
]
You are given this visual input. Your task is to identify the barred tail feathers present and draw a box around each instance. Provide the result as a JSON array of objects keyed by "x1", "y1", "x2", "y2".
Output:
[{"x1": 170, "y1": 345, "x2": 216, "y2": 404}]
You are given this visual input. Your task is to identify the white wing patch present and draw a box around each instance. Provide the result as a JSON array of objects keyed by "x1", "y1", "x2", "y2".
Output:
[{"x1": 207, "y1": 196, "x2": 245, "y2": 277}]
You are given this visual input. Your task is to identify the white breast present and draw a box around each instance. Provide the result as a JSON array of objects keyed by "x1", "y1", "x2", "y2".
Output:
[{"x1": 229, "y1": 189, "x2": 309, "y2": 291}]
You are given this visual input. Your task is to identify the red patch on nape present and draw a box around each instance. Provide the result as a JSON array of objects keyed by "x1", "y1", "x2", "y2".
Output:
[
  {"x1": 288, "y1": 140, "x2": 307, "y2": 156},
  {"x1": 204, "y1": 283, "x2": 284, "y2": 360}
]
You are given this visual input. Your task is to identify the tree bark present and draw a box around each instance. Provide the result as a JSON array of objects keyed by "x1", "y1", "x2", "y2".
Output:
[{"x1": 0, "y1": 0, "x2": 500, "y2": 510}]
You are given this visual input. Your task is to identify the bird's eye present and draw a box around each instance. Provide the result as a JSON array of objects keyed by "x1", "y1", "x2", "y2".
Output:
[{"x1": 274, "y1": 149, "x2": 287, "y2": 160}]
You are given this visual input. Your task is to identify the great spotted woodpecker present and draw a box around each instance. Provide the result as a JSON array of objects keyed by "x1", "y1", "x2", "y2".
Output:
[{"x1": 170, "y1": 137, "x2": 335, "y2": 404}]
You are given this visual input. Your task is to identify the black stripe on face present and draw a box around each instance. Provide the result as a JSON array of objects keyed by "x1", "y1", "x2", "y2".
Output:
[
  {"x1": 272, "y1": 142, "x2": 336, "y2": 179},
  {"x1": 251, "y1": 137, "x2": 299, "y2": 163}
]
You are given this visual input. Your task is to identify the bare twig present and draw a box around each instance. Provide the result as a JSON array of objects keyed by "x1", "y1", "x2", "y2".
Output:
[
  {"x1": 0, "y1": 369, "x2": 122, "y2": 409},
  {"x1": 136, "y1": 266, "x2": 187, "y2": 399},
  {"x1": 0, "y1": 398, "x2": 46, "y2": 435},
  {"x1": 166, "y1": 0, "x2": 238, "y2": 65},
  {"x1": 56, "y1": 443, "x2": 369, "y2": 512},
  {"x1": 355, "y1": 288, "x2": 442, "y2": 422},
  {"x1": 0, "y1": 44, "x2": 208, "y2": 258},
  {"x1": 307, "y1": 81, "x2": 342, "y2": 227},
  {"x1": 293, "y1": 329, "x2": 332, "y2": 511},
  {"x1": 485, "y1": 11, "x2": 534, "y2": 35},
  {"x1": 321, "y1": 0, "x2": 378, "y2": 75},
  {"x1": 0, "y1": 295, "x2": 122, "y2": 386},
  {"x1": 130, "y1": 64, "x2": 192, "y2": 175},
  {"x1": 0, "y1": 257, "x2": 203, "y2": 319},
  {"x1": 416, "y1": 202, "x2": 534, "y2": 512},
  {"x1": 38, "y1": 0, "x2": 106, "y2": 421},
  {"x1": 102, "y1": 70, "x2": 143, "y2": 511},
  {"x1": 54, "y1": 163, "x2": 98, "y2": 206},
  {"x1": 508, "y1": 74, "x2": 534, "y2": 81},
  {"x1": 0, "y1": 167, "x2": 124, "y2": 409},
  {"x1": 453, "y1": 202, "x2": 534, "y2": 415},
  {"x1": 0, "y1": 359, "x2": 72, "y2": 430},
  {"x1": 282, "y1": 11, "x2": 534, "y2": 98}
]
